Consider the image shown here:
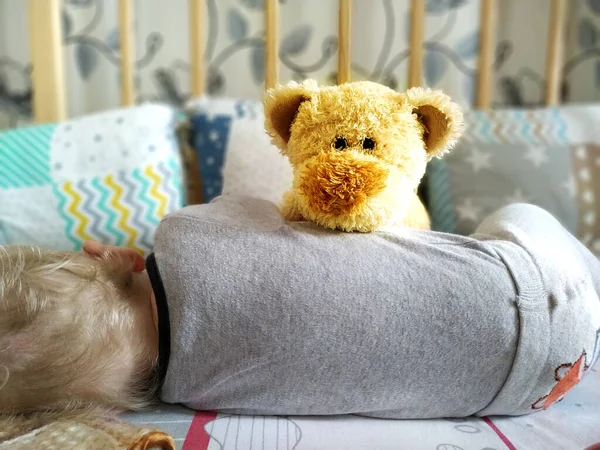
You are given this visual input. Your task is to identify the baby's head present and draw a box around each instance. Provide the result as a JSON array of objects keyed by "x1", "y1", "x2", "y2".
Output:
[{"x1": 0, "y1": 245, "x2": 158, "y2": 415}]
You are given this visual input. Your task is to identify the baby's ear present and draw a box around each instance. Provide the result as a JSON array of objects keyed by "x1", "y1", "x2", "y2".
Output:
[
  {"x1": 403, "y1": 87, "x2": 464, "y2": 159},
  {"x1": 264, "y1": 79, "x2": 318, "y2": 154}
]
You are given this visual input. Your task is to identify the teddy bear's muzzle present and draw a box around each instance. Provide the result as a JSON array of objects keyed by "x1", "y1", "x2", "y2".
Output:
[{"x1": 295, "y1": 151, "x2": 395, "y2": 230}]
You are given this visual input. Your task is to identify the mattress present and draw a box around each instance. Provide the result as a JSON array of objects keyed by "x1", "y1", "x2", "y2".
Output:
[{"x1": 122, "y1": 364, "x2": 600, "y2": 450}]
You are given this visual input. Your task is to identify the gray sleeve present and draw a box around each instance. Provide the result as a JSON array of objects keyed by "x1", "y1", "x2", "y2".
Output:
[
  {"x1": 472, "y1": 202, "x2": 600, "y2": 316},
  {"x1": 474, "y1": 202, "x2": 599, "y2": 280},
  {"x1": 469, "y1": 203, "x2": 600, "y2": 416},
  {"x1": 154, "y1": 196, "x2": 600, "y2": 418}
]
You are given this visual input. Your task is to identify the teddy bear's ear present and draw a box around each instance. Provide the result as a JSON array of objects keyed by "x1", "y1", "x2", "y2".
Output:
[
  {"x1": 403, "y1": 87, "x2": 464, "y2": 158},
  {"x1": 264, "y1": 80, "x2": 319, "y2": 152}
]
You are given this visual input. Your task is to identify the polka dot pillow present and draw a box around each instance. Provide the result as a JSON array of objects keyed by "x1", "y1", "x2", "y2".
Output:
[
  {"x1": 426, "y1": 104, "x2": 600, "y2": 257},
  {"x1": 0, "y1": 103, "x2": 185, "y2": 253},
  {"x1": 185, "y1": 96, "x2": 293, "y2": 205}
]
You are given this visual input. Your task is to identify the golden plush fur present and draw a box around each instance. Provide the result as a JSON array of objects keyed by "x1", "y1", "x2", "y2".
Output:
[{"x1": 264, "y1": 80, "x2": 464, "y2": 232}]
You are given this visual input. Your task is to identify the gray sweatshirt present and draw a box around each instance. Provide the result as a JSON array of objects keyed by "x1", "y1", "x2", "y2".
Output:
[{"x1": 146, "y1": 195, "x2": 600, "y2": 418}]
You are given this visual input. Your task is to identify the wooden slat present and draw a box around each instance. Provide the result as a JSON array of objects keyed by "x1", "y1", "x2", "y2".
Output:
[
  {"x1": 189, "y1": 0, "x2": 205, "y2": 96},
  {"x1": 476, "y1": 0, "x2": 497, "y2": 109},
  {"x1": 264, "y1": 0, "x2": 279, "y2": 90},
  {"x1": 545, "y1": 0, "x2": 567, "y2": 106},
  {"x1": 27, "y1": 0, "x2": 66, "y2": 123},
  {"x1": 408, "y1": 0, "x2": 425, "y2": 88},
  {"x1": 337, "y1": 0, "x2": 351, "y2": 84},
  {"x1": 118, "y1": 0, "x2": 135, "y2": 106}
]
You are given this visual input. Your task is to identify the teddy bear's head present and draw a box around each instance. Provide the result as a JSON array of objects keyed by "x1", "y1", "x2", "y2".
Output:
[{"x1": 264, "y1": 80, "x2": 463, "y2": 232}]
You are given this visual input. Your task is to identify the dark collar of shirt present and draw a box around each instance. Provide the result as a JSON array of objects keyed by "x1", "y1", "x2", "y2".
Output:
[{"x1": 146, "y1": 252, "x2": 171, "y2": 389}]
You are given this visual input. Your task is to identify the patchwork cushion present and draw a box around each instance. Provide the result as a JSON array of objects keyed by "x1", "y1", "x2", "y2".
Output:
[
  {"x1": 185, "y1": 96, "x2": 293, "y2": 205},
  {"x1": 0, "y1": 103, "x2": 185, "y2": 254},
  {"x1": 427, "y1": 105, "x2": 600, "y2": 255}
]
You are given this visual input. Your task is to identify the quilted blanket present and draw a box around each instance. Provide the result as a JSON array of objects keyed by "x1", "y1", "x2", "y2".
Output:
[{"x1": 0, "y1": 412, "x2": 174, "y2": 450}]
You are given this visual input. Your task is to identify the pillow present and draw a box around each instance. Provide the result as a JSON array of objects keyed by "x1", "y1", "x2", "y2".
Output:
[
  {"x1": 427, "y1": 104, "x2": 600, "y2": 255},
  {"x1": 0, "y1": 103, "x2": 185, "y2": 254},
  {"x1": 185, "y1": 96, "x2": 293, "y2": 205}
]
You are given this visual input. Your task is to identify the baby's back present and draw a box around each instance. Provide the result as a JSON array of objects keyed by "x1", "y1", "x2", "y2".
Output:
[{"x1": 151, "y1": 196, "x2": 600, "y2": 418}]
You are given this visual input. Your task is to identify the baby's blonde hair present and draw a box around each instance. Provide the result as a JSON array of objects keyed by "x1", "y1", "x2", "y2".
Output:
[{"x1": 0, "y1": 245, "x2": 158, "y2": 415}]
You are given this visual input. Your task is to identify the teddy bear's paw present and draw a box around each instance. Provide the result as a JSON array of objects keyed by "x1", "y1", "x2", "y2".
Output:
[
  {"x1": 282, "y1": 207, "x2": 305, "y2": 222},
  {"x1": 280, "y1": 190, "x2": 306, "y2": 222},
  {"x1": 395, "y1": 195, "x2": 431, "y2": 230}
]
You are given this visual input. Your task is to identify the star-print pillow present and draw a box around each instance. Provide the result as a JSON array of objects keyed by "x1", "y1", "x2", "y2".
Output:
[
  {"x1": 185, "y1": 96, "x2": 293, "y2": 205},
  {"x1": 426, "y1": 104, "x2": 600, "y2": 257}
]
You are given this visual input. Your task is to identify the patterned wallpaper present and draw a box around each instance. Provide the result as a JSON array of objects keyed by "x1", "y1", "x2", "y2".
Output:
[{"x1": 1, "y1": 0, "x2": 600, "y2": 128}]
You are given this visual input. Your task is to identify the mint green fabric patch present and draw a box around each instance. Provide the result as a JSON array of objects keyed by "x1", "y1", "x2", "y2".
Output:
[
  {"x1": 426, "y1": 157, "x2": 457, "y2": 234},
  {"x1": 0, "y1": 124, "x2": 55, "y2": 188}
]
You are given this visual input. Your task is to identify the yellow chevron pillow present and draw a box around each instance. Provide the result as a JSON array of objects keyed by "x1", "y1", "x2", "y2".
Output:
[{"x1": 0, "y1": 104, "x2": 185, "y2": 254}]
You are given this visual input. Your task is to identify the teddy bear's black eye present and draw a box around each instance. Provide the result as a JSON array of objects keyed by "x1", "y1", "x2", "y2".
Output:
[
  {"x1": 333, "y1": 137, "x2": 348, "y2": 150},
  {"x1": 362, "y1": 138, "x2": 375, "y2": 150}
]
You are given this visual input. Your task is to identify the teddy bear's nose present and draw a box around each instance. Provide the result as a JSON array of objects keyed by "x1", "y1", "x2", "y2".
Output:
[{"x1": 299, "y1": 152, "x2": 388, "y2": 216}]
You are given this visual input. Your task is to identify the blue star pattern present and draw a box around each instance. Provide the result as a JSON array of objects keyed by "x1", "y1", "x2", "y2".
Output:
[
  {"x1": 186, "y1": 97, "x2": 296, "y2": 207},
  {"x1": 187, "y1": 98, "x2": 266, "y2": 203},
  {"x1": 189, "y1": 113, "x2": 232, "y2": 202}
]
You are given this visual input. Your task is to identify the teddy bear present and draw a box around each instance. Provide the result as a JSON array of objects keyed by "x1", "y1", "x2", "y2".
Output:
[{"x1": 263, "y1": 79, "x2": 464, "y2": 232}]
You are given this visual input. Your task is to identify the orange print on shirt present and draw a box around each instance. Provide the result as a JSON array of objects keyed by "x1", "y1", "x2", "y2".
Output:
[{"x1": 532, "y1": 351, "x2": 589, "y2": 410}]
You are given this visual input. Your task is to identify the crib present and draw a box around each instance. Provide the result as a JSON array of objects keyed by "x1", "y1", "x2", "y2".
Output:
[
  {"x1": 2, "y1": 1, "x2": 600, "y2": 449},
  {"x1": 26, "y1": 0, "x2": 567, "y2": 123}
]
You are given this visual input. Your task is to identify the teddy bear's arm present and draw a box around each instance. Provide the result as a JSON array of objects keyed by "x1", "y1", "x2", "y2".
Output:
[
  {"x1": 281, "y1": 190, "x2": 306, "y2": 222},
  {"x1": 401, "y1": 194, "x2": 431, "y2": 230}
]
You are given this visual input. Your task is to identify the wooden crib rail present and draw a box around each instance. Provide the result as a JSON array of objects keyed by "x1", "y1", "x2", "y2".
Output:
[
  {"x1": 189, "y1": 0, "x2": 206, "y2": 97},
  {"x1": 265, "y1": 0, "x2": 279, "y2": 90},
  {"x1": 545, "y1": 0, "x2": 567, "y2": 106},
  {"x1": 476, "y1": 0, "x2": 496, "y2": 109},
  {"x1": 118, "y1": 0, "x2": 135, "y2": 106},
  {"x1": 408, "y1": 0, "x2": 425, "y2": 88},
  {"x1": 337, "y1": 0, "x2": 352, "y2": 85},
  {"x1": 25, "y1": 0, "x2": 571, "y2": 124},
  {"x1": 27, "y1": 0, "x2": 66, "y2": 123}
]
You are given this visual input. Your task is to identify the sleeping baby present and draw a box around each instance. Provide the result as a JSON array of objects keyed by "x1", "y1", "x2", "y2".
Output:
[{"x1": 1, "y1": 195, "x2": 599, "y2": 418}]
